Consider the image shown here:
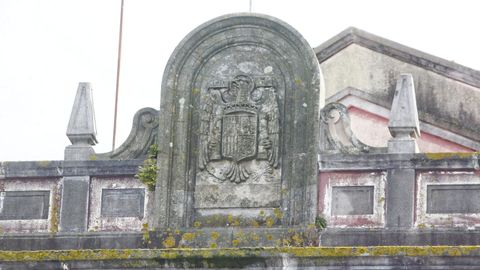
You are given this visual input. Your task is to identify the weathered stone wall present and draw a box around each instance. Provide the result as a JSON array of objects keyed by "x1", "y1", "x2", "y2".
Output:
[
  {"x1": 320, "y1": 43, "x2": 480, "y2": 142},
  {"x1": 416, "y1": 170, "x2": 480, "y2": 228},
  {"x1": 318, "y1": 152, "x2": 480, "y2": 246},
  {"x1": 0, "y1": 160, "x2": 150, "y2": 234},
  {"x1": 0, "y1": 178, "x2": 59, "y2": 233},
  {"x1": 319, "y1": 171, "x2": 386, "y2": 228}
]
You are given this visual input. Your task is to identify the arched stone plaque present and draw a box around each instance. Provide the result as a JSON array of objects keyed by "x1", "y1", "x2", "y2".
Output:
[{"x1": 154, "y1": 13, "x2": 322, "y2": 228}]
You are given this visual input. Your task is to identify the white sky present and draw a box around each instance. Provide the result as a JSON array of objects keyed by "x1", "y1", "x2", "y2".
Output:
[{"x1": 1, "y1": 0, "x2": 479, "y2": 161}]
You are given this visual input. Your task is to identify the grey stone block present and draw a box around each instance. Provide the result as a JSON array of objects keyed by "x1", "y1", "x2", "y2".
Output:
[
  {"x1": 387, "y1": 137, "x2": 419, "y2": 154},
  {"x1": 64, "y1": 145, "x2": 95, "y2": 161},
  {"x1": 332, "y1": 186, "x2": 374, "y2": 215},
  {"x1": 194, "y1": 184, "x2": 281, "y2": 209},
  {"x1": 386, "y1": 169, "x2": 415, "y2": 228},
  {"x1": 59, "y1": 176, "x2": 89, "y2": 232},
  {"x1": 427, "y1": 184, "x2": 480, "y2": 214},
  {"x1": 0, "y1": 191, "x2": 49, "y2": 220},
  {"x1": 101, "y1": 188, "x2": 145, "y2": 218}
]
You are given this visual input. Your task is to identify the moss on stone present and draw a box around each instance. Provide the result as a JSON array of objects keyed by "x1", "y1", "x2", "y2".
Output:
[
  {"x1": 141, "y1": 223, "x2": 150, "y2": 245},
  {"x1": 36, "y1": 161, "x2": 51, "y2": 167},
  {"x1": 424, "y1": 152, "x2": 479, "y2": 160},
  {"x1": 210, "y1": 231, "x2": 219, "y2": 241},
  {"x1": 162, "y1": 235, "x2": 176, "y2": 248},
  {"x1": 273, "y1": 208, "x2": 283, "y2": 219},
  {"x1": 2, "y1": 246, "x2": 480, "y2": 263},
  {"x1": 182, "y1": 232, "x2": 196, "y2": 242},
  {"x1": 265, "y1": 217, "x2": 275, "y2": 228},
  {"x1": 49, "y1": 189, "x2": 60, "y2": 234}
]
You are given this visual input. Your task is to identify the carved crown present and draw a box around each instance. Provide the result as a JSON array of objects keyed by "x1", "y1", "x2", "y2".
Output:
[
  {"x1": 223, "y1": 75, "x2": 259, "y2": 113},
  {"x1": 207, "y1": 74, "x2": 277, "y2": 114}
]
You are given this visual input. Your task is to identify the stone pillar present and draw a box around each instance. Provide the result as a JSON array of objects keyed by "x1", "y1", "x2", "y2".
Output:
[
  {"x1": 59, "y1": 176, "x2": 90, "y2": 232},
  {"x1": 64, "y1": 82, "x2": 97, "y2": 160},
  {"x1": 61, "y1": 82, "x2": 97, "y2": 232},
  {"x1": 386, "y1": 74, "x2": 420, "y2": 228},
  {"x1": 386, "y1": 168, "x2": 416, "y2": 228}
]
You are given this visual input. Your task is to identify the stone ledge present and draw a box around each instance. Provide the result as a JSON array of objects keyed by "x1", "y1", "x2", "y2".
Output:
[
  {"x1": 0, "y1": 160, "x2": 143, "y2": 179},
  {"x1": 0, "y1": 228, "x2": 318, "y2": 251},
  {"x1": 320, "y1": 229, "x2": 480, "y2": 246},
  {"x1": 2, "y1": 245, "x2": 480, "y2": 270},
  {"x1": 3, "y1": 246, "x2": 480, "y2": 269},
  {"x1": 319, "y1": 152, "x2": 480, "y2": 171},
  {"x1": 3, "y1": 246, "x2": 480, "y2": 261}
]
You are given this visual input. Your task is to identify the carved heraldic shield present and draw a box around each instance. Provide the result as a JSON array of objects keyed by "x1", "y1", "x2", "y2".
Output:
[{"x1": 198, "y1": 74, "x2": 280, "y2": 183}]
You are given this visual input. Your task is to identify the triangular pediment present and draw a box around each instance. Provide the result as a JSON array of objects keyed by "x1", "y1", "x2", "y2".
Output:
[
  {"x1": 314, "y1": 27, "x2": 480, "y2": 88},
  {"x1": 328, "y1": 87, "x2": 480, "y2": 152},
  {"x1": 314, "y1": 27, "x2": 480, "y2": 142}
]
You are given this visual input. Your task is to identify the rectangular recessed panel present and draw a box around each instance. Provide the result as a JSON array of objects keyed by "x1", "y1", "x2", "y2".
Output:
[
  {"x1": 427, "y1": 185, "x2": 480, "y2": 214},
  {"x1": 332, "y1": 186, "x2": 374, "y2": 215},
  {"x1": 101, "y1": 188, "x2": 145, "y2": 218},
  {"x1": 0, "y1": 191, "x2": 50, "y2": 220}
]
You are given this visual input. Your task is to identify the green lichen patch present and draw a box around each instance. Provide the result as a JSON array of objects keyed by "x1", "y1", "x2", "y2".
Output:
[
  {"x1": 36, "y1": 161, "x2": 51, "y2": 167},
  {"x1": 49, "y1": 186, "x2": 61, "y2": 234},
  {"x1": 162, "y1": 235, "x2": 176, "y2": 249},
  {"x1": 3, "y1": 246, "x2": 480, "y2": 262},
  {"x1": 424, "y1": 152, "x2": 479, "y2": 160},
  {"x1": 141, "y1": 223, "x2": 151, "y2": 245}
]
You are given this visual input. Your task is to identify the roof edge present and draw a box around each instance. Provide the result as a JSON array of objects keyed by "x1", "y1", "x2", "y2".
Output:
[
  {"x1": 328, "y1": 87, "x2": 480, "y2": 148},
  {"x1": 314, "y1": 27, "x2": 480, "y2": 89}
]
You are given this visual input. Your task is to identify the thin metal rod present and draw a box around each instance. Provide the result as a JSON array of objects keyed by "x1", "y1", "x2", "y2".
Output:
[
  {"x1": 249, "y1": 0, "x2": 252, "y2": 12},
  {"x1": 112, "y1": 0, "x2": 125, "y2": 151}
]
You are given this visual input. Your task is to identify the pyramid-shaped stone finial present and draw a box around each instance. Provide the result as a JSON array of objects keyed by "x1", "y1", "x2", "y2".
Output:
[
  {"x1": 388, "y1": 74, "x2": 420, "y2": 153},
  {"x1": 65, "y1": 82, "x2": 97, "y2": 160}
]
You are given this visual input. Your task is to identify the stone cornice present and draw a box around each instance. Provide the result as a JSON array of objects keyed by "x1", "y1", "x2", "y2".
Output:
[{"x1": 314, "y1": 27, "x2": 480, "y2": 89}]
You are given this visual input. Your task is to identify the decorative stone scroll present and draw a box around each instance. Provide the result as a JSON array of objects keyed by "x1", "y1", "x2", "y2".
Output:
[
  {"x1": 319, "y1": 103, "x2": 385, "y2": 154},
  {"x1": 96, "y1": 107, "x2": 159, "y2": 160},
  {"x1": 154, "y1": 14, "x2": 322, "y2": 229}
]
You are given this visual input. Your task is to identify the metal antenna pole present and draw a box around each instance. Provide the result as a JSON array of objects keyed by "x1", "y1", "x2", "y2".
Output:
[
  {"x1": 112, "y1": 0, "x2": 125, "y2": 151},
  {"x1": 249, "y1": 0, "x2": 252, "y2": 12}
]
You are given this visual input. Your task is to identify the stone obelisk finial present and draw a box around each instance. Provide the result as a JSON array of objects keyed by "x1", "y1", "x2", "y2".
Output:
[
  {"x1": 388, "y1": 74, "x2": 420, "y2": 153},
  {"x1": 64, "y1": 82, "x2": 97, "y2": 160}
]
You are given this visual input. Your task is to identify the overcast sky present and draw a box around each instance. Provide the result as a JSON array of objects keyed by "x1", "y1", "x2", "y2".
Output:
[{"x1": 1, "y1": 0, "x2": 479, "y2": 161}]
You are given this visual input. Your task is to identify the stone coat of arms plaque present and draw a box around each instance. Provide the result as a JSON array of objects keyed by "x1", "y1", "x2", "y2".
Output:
[
  {"x1": 154, "y1": 13, "x2": 322, "y2": 229},
  {"x1": 198, "y1": 74, "x2": 280, "y2": 184}
]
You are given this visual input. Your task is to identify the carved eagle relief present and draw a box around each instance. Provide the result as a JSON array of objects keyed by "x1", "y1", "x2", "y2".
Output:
[{"x1": 198, "y1": 74, "x2": 280, "y2": 183}]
